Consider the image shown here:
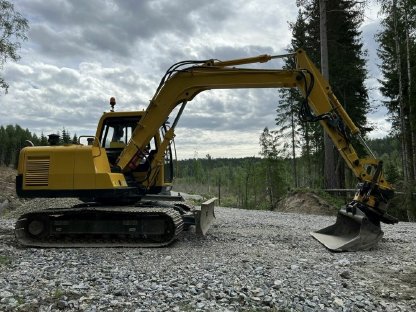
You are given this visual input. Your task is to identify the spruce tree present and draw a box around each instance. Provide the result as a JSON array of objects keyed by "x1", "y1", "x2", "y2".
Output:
[
  {"x1": 72, "y1": 134, "x2": 78, "y2": 144},
  {"x1": 377, "y1": 0, "x2": 416, "y2": 182},
  {"x1": 40, "y1": 132, "x2": 48, "y2": 145},
  {"x1": 61, "y1": 128, "x2": 71, "y2": 144}
]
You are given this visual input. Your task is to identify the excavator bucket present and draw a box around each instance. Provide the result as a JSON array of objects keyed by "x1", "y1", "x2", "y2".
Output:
[
  {"x1": 311, "y1": 207, "x2": 383, "y2": 251},
  {"x1": 195, "y1": 198, "x2": 216, "y2": 235}
]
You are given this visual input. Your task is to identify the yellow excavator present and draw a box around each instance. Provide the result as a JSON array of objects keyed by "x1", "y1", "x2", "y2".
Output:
[{"x1": 15, "y1": 49, "x2": 397, "y2": 251}]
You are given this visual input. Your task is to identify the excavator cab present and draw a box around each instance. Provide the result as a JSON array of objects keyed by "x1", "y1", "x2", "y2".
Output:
[
  {"x1": 99, "y1": 115, "x2": 137, "y2": 164},
  {"x1": 96, "y1": 111, "x2": 175, "y2": 195}
]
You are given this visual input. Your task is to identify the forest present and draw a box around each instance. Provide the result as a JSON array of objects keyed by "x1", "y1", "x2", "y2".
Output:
[
  {"x1": 172, "y1": 135, "x2": 404, "y2": 210},
  {"x1": 0, "y1": 0, "x2": 415, "y2": 220},
  {"x1": 0, "y1": 125, "x2": 76, "y2": 167}
]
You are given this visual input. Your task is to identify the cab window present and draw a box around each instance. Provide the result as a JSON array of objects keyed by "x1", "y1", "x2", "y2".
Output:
[{"x1": 100, "y1": 117, "x2": 137, "y2": 148}]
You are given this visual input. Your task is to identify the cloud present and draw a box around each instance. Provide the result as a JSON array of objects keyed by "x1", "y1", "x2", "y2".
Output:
[
  {"x1": 2, "y1": 61, "x2": 153, "y2": 134},
  {"x1": 360, "y1": 16, "x2": 391, "y2": 137},
  {"x1": 18, "y1": 0, "x2": 242, "y2": 63},
  {"x1": 173, "y1": 128, "x2": 264, "y2": 159},
  {"x1": 3, "y1": 0, "x2": 389, "y2": 159}
]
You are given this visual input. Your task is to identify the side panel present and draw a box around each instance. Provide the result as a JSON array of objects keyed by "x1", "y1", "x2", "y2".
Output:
[
  {"x1": 20, "y1": 146, "x2": 75, "y2": 190},
  {"x1": 18, "y1": 145, "x2": 127, "y2": 192}
]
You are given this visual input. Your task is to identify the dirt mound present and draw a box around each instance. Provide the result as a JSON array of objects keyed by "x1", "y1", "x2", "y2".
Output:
[
  {"x1": 0, "y1": 166, "x2": 15, "y2": 192},
  {"x1": 275, "y1": 191, "x2": 339, "y2": 215},
  {"x1": 0, "y1": 167, "x2": 22, "y2": 213}
]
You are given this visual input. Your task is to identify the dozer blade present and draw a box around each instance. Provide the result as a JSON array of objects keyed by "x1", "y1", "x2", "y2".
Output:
[
  {"x1": 311, "y1": 207, "x2": 383, "y2": 252},
  {"x1": 195, "y1": 198, "x2": 216, "y2": 235}
]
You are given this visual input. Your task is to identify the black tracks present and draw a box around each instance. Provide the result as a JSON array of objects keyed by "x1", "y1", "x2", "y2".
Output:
[{"x1": 15, "y1": 205, "x2": 184, "y2": 247}]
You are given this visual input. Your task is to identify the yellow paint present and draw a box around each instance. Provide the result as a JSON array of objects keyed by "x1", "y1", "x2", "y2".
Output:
[{"x1": 20, "y1": 144, "x2": 127, "y2": 190}]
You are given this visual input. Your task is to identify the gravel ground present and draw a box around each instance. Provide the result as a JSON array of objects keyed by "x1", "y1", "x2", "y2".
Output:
[{"x1": 0, "y1": 206, "x2": 415, "y2": 312}]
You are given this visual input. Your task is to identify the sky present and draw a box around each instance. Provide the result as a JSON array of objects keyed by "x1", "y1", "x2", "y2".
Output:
[{"x1": 2, "y1": 0, "x2": 388, "y2": 159}]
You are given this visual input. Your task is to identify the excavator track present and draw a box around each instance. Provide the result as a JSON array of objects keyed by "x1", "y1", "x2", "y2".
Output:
[{"x1": 15, "y1": 205, "x2": 184, "y2": 247}]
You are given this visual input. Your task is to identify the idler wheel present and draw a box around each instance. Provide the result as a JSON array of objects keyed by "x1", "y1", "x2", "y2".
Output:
[{"x1": 28, "y1": 219, "x2": 45, "y2": 237}]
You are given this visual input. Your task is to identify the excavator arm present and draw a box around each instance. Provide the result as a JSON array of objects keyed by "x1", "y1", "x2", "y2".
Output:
[{"x1": 116, "y1": 49, "x2": 397, "y2": 251}]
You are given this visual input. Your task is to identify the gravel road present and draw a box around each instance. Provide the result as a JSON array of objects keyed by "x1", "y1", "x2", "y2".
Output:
[{"x1": 0, "y1": 206, "x2": 415, "y2": 312}]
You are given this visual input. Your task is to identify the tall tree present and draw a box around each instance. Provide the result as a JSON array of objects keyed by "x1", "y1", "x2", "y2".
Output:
[
  {"x1": 377, "y1": 0, "x2": 416, "y2": 183},
  {"x1": 61, "y1": 128, "x2": 71, "y2": 144},
  {"x1": 275, "y1": 8, "x2": 322, "y2": 188},
  {"x1": 39, "y1": 132, "x2": 48, "y2": 145},
  {"x1": 275, "y1": 88, "x2": 301, "y2": 187},
  {"x1": 377, "y1": 0, "x2": 416, "y2": 220},
  {"x1": 259, "y1": 127, "x2": 288, "y2": 209},
  {"x1": 319, "y1": 0, "x2": 339, "y2": 189},
  {"x1": 71, "y1": 134, "x2": 78, "y2": 144},
  {"x1": 0, "y1": 0, "x2": 29, "y2": 92}
]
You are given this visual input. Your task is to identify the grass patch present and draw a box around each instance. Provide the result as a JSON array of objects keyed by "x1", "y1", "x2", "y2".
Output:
[
  {"x1": 52, "y1": 288, "x2": 65, "y2": 300},
  {"x1": 0, "y1": 255, "x2": 12, "y2": 266}
]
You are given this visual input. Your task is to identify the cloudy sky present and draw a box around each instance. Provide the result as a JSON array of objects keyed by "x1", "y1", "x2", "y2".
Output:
[{"x1": 3, "y1": 0, "x2": 387, "y2": 159}]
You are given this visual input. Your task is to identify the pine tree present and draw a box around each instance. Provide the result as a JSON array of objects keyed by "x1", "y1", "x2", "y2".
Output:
[
  {"x1": 275, "y1": 88, "x2": 302, "y2": 187},
  {"x1": 72, "y1": 134, "x2": 78, "y2": 144},
  {"x1": 61, "y1": 128, "x2": 71, "y2": 144},
  {"x1": 259, "y1": 128, "x2": 288, "y2": 209},
  {"x1": 275, "y1": 7, "x2": 322, "y2": 188},
  {"x1": 377, "y1": 0, "x2": 416, "y2": 183},
  {"x1": 40, "y1": 132, "x2": 48, "y2": 145},
  {"x1": 377, "y1": 0, "x2": 416, "y2": 220}
]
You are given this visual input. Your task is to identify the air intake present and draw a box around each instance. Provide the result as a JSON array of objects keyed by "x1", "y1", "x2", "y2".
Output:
[{"x1": 25, "y1": 157, "x2": 50, "y2": 186}]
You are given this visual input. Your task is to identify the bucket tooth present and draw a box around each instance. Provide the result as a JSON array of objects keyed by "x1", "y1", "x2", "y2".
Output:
[{"x1": 311, "y1": 206, "x2": 383, "y2": 252}]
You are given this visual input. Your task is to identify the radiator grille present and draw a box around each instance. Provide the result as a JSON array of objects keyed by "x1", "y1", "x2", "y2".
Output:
[{"x1": 25, "y1": 157, "x2": 50, "y2": 186}]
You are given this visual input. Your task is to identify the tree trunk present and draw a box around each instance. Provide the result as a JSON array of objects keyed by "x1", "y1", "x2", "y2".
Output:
[
  {"x1": 393, "y1": 0, "x2": 415, "y2": 220},
  {"x1": 320, "y1": 0, "x2": 338, "y2": 188},
  {"x1": 267, "y1": 162, "x2": 274, "y2": 209},
  {"x1": 404, "y1": 10, "x2": 416, "y2": 181},
  {"x1": 291, "y1": 107, "x2": 298, "y2": 187},
  {"x1": 305, "y1": 124, "x2": 312, "y2": 187},
  {"x1": 393, "y1": 0, "x2": 408, "y2": 181}
]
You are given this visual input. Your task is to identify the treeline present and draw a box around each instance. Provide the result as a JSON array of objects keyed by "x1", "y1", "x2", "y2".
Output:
[
  {"x1": 174, "y1": 156, "x2": 291, "y2": 210},
  {"x1": 0, "y1": 125, "x2": 77, "y2": 167},
  {"x1": 174, "y1": 135, "x2": 409, "y2": 219},
  {"x1": 174, "y1": 155, "x2": 285, "y2": 210},
  {"x1": 174, "y1": 135, "x2": 403, "y2": 209}
]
